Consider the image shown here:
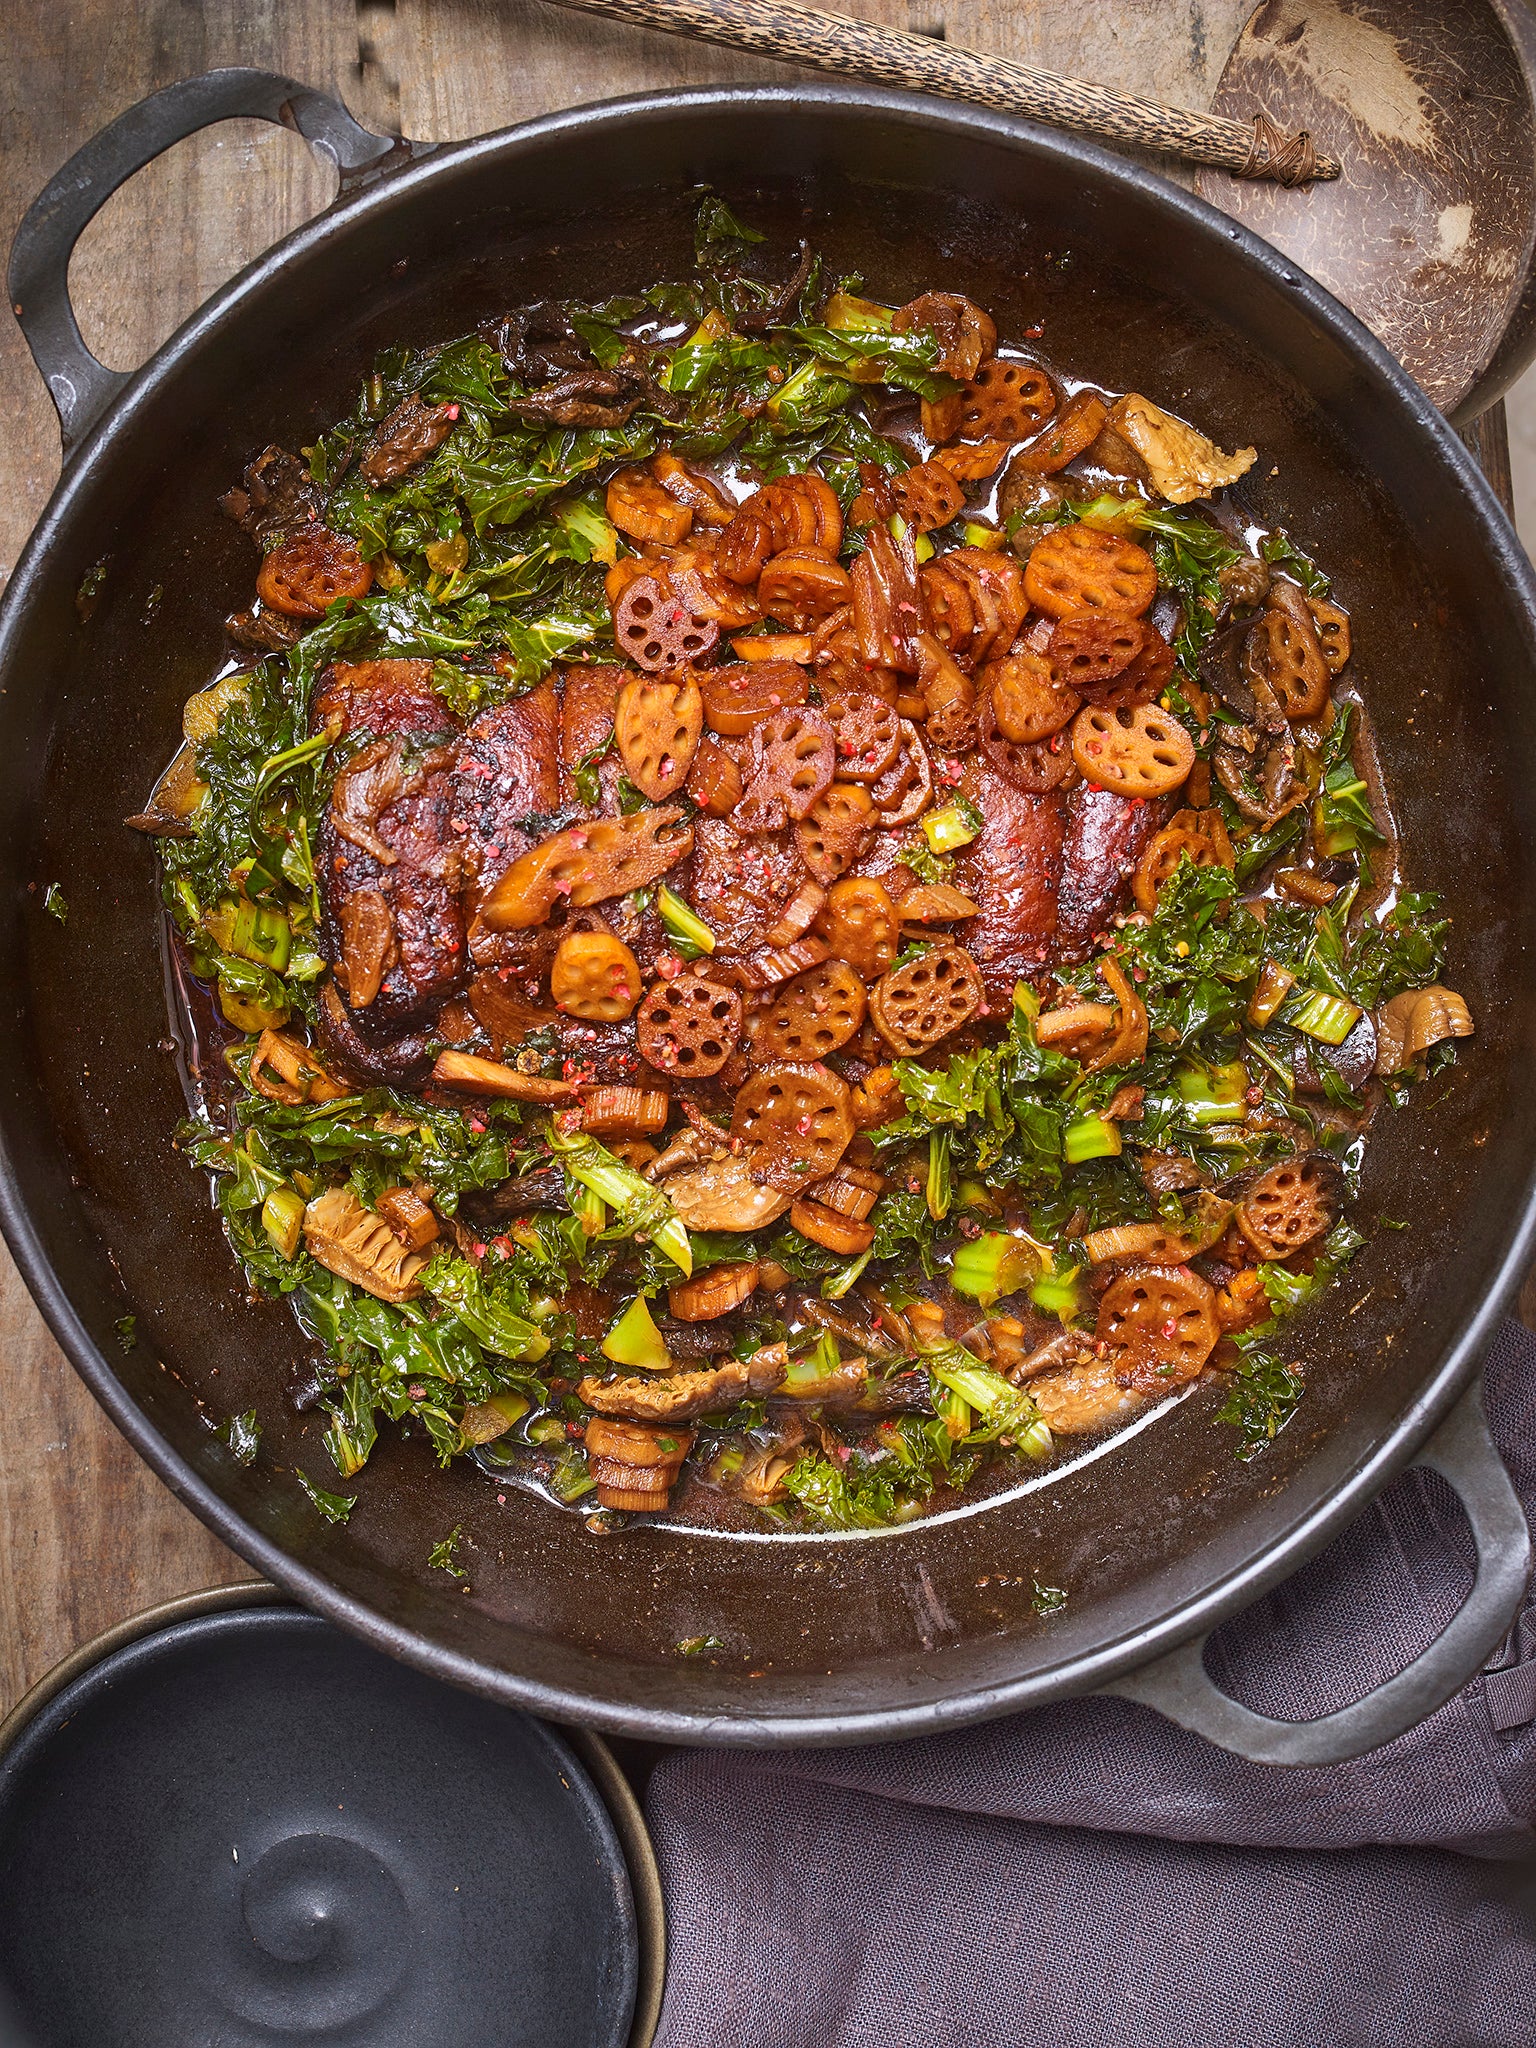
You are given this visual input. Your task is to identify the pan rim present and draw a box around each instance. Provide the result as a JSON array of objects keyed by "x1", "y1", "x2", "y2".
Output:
[{"x1": 3, "y1": 81, "x2": 1534, "y2": 1742}]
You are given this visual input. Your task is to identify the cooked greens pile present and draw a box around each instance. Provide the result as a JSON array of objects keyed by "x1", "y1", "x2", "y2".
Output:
[{"x1": 149, "y1": 197, "x2": 1464, "y2": 1539}]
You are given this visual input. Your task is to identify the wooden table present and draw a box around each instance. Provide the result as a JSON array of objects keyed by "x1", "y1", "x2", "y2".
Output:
[{"x1": 0, "y1": 0, "x2": 1520, "y2": 1711}]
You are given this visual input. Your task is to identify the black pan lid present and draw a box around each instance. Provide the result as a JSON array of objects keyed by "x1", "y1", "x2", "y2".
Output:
[{"x1": 0, "y1": 1600, "x2": 642, "y2": 2047}]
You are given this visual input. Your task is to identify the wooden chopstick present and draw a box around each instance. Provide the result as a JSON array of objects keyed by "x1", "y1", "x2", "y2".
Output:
[{"x1": 542, "y1": 0, "x2": 1339, "y2": 186}]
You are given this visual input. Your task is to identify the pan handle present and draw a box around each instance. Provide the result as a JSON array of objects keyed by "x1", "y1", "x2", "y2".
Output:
[
  {"x1": 1098, "y1": 1376, "x2": 1531, "y2": 1764},
  {"x1": 7, "y1": 67, "x2": 403, "y2": 456}
]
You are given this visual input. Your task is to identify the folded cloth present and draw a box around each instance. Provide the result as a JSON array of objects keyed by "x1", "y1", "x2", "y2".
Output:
[
  {"x1": 648, "y1": 1320, "x2": 1536, "y2": 2048},
  {"x1": 649, "y1": 1775, "x2": 1536, "y2": 2048}
]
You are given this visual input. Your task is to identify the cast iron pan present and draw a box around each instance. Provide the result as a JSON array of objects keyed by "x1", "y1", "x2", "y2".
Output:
[
  {"x1": 2, "y1": 72, "x2": 1533, "y2": 1759},
  {"x1": 0, "y1": 1585, "x2": 661, "y2": 2048}
]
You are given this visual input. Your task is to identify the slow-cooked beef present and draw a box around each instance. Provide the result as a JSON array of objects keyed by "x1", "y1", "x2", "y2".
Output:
[
  {"x1": 455, "y1": 682, "x2": 561, "y2": 972},
  {"x1": 1056, "y1": 784, "x2": 1165, "y2": 958},
  {"x1": 951, "y1": 761, "x2": 1064, "y2": 1006},
  {"x1": 559, "y1": 665, "x2": 624, "y2": 811},
  {"x1": 691, "y1": 817, "x2": 805, "y2": 955},
  {"x1": 314, "y1": 659, "x2": 450, "y2": 739},
  {"x1": 314, "y1": 660, "x2": 467, "y2": 1028},
  {"x1": 468, "y1": 965, "x2": 645, "y2": 1082},
  {"x1": 315, "y1": 981, "x2": 435, "y2": 1087}
]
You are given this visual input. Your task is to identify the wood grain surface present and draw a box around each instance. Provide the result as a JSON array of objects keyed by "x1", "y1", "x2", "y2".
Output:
[
  {"x1": 539, "y1": 0, "x2": 1340, "y2": 177},
  {"x1": 0, "y1": 0, "x2": 1513, "y2": 1711}
]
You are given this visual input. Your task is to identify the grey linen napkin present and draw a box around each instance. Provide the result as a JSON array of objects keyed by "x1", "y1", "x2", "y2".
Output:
[{"x1": 648, "y1": 1320, "x2": 1536, "y2": 2048}]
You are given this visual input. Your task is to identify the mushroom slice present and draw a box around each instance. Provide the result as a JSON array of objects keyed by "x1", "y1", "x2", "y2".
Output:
[
  {"x1": 129, "y1": 737, "x2": 209, "y2": 835},
  {"x1": 337, "y1": 889, "x2": 398, "y2": 1010},
  {"x1": 664, "y1": 1153, "x2": 793, "y2": 1232},
  {"x1": 669, "y1": 1261, "x2": 761, "y2": 1322},
  {"x1": 331, "y1": 736, "x2": 407, "y2": 865},
  {"x1": 250, "y1": 1028, "x2": 348, "y2": 1106},
  {"x1": 302, "y1": 1186, "x2": 428, "y2": 1303},
  {"x1": 897, "y1": 884, "x2": 980, "y2": 925},
  {"x1": 584, "y1": 1416, "x2": 694, "y2": 1512},
  {"x1": 1035, "y1": 1001, "x2": 1119, "y2": 1059},
  {"x1": 478, "y1": 806, "x2": 693, "y2": 930},
  {"x1": 1080, "y1": 955, "x2": 1149, "y2": 1074},
  {"x1": 1004, "y1": 1328, "x2": 1097, "y2": 1383},
  {"x1": 1105, "y1": 393, "x2": 1257, "y2": 504},
  {"x1": 1375, "y1": 985, "x2": 1475, "y2": 1074},
  {"x1": 646, "y1": 1126, "x2": 726, "y2": 1182},
  {"x1": 431, "y1": 1050, "x2": 577, "y2": 1103},
  {"x1": 1030, "y1": 1354, "x2": 1149, "y2": 1436},
  {"x1": 361, "y1": 393, "x2": 456, "y2": 486},
  {"x1": 733, "y1": 1443, "x2": 803, "y2": 1507},
  {"x1": 579, "y1": 1350, "x2": 787, "y2": 1424},
  {"x1": 892, "y1": 291, "x2": 997, "y2": 381}
]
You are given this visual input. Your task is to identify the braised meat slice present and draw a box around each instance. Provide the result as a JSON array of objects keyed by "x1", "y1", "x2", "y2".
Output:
[
  {"x1": 315, "y1": 659, "x2": 467, "y2": 1028},
  {"x1": 691, "y1": 815, "x2": 805, "y2": 955},
  {"x1": 1056, "y1": 784, "x2": 1165, "y2": 959},
  {"x1": 559, "y1": 664, "x2": 624, "y2": 811},
  {"x1": 314, "y1": 658, "x2": 448, "y2": 739},
  {"x1": 950, "y1": 760, "x2": 1065, "y2": 1006},
  {"x1": 315, "y1": 982, "x2": 436, "y2": 1087},
  {"x1": 468, "y1": 966, "x2": 648, "y2": 1085},
  {"x1": 456, "y1": 682, "x2": 562, "y2": 974}
]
